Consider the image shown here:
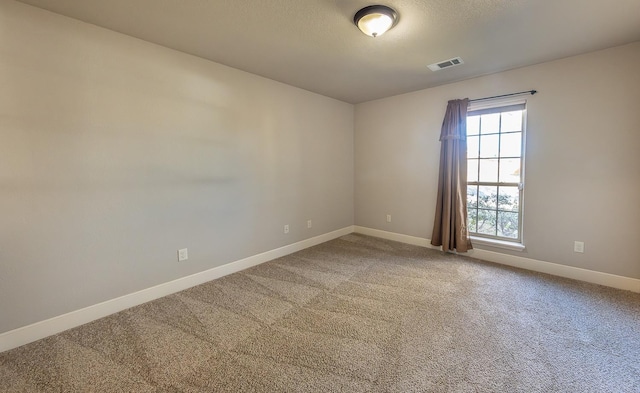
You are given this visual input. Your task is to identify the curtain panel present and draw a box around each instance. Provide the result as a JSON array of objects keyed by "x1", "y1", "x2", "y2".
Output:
[{"x1": 431, "y1": 98, "x2": 473, "y2": 252}]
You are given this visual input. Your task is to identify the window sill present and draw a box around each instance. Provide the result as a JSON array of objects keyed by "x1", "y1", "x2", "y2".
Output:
[{"x1": 470, "y1": 236, "x2": 525, "y2": 252}]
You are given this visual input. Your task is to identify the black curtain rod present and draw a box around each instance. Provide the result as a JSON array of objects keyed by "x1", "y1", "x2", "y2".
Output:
[{"x1": 469, "y1": 89, "x2": 537, "y2": 103}]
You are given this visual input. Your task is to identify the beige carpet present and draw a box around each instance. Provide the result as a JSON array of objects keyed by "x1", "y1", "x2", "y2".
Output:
[{"x1": 1, "y1": 234, "x2": 639, "y2": 392}]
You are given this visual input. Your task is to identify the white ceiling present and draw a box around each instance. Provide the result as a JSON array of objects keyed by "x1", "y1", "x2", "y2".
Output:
[{"x1": 16, "y1": 0, "x2": 640, "y2": 103}]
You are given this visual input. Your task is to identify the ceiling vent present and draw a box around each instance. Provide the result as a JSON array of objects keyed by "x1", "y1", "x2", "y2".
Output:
[{"x1": 428, "y1": 57, "x2": 464, "y2": 71}]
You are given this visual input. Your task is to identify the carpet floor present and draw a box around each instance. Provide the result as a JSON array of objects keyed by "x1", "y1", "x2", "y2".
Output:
[{"x1": 1, "y1": 234, "x2": 639, "y2": 392}]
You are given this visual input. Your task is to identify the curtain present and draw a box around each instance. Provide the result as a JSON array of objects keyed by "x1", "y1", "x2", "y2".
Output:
[{"x1": 431, "y1": 99, "x2": 473, "y2": 252}]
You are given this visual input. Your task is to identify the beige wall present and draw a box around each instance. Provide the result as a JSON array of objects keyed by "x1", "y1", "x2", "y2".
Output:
[
  {"x1": 1, "y1": 0, "x2": 638, "y2": 337},
  {"x1": 355, "y1": 41, "x2": 640, "y2": 280},
  {"x1": 0, "y1": 2, "x2": 354, "y2": 333}
]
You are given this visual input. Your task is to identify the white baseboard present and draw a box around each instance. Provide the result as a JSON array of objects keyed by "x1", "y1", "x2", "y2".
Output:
[
  {"x1": 4, "y1": 224, "x2": 637, "y2": 353},
  {"x1": 0, "y1": 226, "x2": 354, "y2": 354},
  {"x1": 353, "y1": 226, "x2": 640, "y2": 293},
  {"x1": 354, "y1": 226, "x2": 437, "y2": 249}
]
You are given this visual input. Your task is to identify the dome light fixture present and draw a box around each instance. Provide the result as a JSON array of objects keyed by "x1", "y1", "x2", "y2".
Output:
[{"x1": 353, "y1": 5, "x2": 398, "y2": 38}]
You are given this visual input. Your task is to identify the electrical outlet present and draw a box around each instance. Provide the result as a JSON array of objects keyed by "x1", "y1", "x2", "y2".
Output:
[
  {"x1": 284, "y1": 224, "x2": 290, "y2": 234},
  {"x1": 574, "y1": 241, "x2": 584, "y2": 253},
  {"x1": 386, "y1": 214, "x2": 391, "y2": 223},
  {"x1": 307, "y1": 220, "x2": 312, "y2": 229},
  {"x1": 178, "y1": 248, "x2": 188, "y2": 262}
]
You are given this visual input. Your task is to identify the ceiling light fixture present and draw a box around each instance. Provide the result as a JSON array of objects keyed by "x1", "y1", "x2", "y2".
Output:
[{"x1": 353, "y1": 5, "x2": 398, "y2": 38}]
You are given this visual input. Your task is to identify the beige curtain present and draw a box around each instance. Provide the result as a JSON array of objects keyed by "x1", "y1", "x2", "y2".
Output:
[{"x1": 431, "y1": 99, "x2": 473, "y2": 252}]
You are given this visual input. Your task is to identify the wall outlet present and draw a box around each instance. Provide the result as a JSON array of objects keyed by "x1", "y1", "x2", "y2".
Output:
[
  {"x1": 386, "y1": 214, "x2": 391, "y2": 223},
  {"x1": 178, "y1": 248, "x2": 188, "y2": 261},
  {"x1": 307, "y1": 220, "x2": 312, "y2": 229},
  {"x1": 573, "y1": 241, "x2": 584, "y2": 253},
  {"x1": 284, "y1": 224, "x2": 290, "y2": 234}
]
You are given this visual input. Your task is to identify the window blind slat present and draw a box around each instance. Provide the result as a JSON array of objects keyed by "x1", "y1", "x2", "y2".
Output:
[{"x1": 468, "y1": 103, "x2": 525, "y2": 116}]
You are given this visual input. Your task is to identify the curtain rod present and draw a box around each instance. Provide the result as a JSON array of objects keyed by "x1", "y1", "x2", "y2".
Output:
[{"x1": 469, "y1": 90, "x2": 537, "y2": 103}]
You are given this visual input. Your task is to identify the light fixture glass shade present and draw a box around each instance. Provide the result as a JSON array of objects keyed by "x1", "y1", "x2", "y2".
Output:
[{"x1": 354, "y1": 5, "x2": 398, "y2": 37}]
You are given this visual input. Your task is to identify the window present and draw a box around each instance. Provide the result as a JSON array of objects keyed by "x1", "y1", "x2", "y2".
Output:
[{"x1": 466, "y1": 101, "x2": 526, "y2": 245}]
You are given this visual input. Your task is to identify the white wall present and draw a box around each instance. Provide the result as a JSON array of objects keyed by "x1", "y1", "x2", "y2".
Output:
[
  {"x1": 0, "y1": 1, "x2": 354, "y2": 334},
  {"x1": 355, "y1": 42, "x2": 640, "y2": 280}
]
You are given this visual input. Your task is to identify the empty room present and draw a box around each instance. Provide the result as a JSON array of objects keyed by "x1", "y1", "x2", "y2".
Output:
[{"x1": 1, "y1": 0, "x2": 639, "y2": 391}]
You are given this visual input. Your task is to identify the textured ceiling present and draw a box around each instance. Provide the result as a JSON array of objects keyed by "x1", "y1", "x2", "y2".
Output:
[{"x1": 15, "y1": 0, "x2": 640, "y2": 103}]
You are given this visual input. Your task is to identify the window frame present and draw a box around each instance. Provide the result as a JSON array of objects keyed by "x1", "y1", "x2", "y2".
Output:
[{"x1": 466, "y1": 98, "x2": 527, "y2": 248}]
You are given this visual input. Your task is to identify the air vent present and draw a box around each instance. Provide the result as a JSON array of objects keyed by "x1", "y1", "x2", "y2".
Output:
[{"x1": 428, "y1": 57, "x2": 464, "y2": 71}]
